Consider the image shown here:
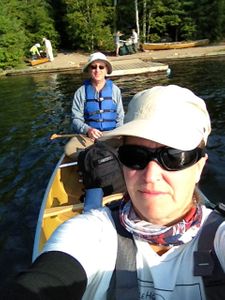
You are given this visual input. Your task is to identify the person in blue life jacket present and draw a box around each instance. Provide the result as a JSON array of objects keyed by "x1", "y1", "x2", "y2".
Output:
[
  {"x1": 65, "y1": 52, "x2": 124, "y2": 158},
  {"x1": 2, "y1": 85, "x2": 225, "y2": 300},
  {"x1": 71, "y1": 52, "x2": 124, "y2": 141}
]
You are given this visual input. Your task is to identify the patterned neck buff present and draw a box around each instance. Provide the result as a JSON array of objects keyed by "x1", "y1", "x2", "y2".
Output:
[{"x1": 119, "y1": 198, "x2": 203, "y2": 246}]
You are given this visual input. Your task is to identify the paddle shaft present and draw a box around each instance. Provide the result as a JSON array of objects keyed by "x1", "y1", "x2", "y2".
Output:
[{"x1": 50, "y1": 133, "x2": 79, "y2": 140}]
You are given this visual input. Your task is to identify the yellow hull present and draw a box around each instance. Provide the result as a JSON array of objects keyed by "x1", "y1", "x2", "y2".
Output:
[
  {"x1": 141, "y1": 39, "x2": 209, "y2": 51},
  {"x1": 32, "y1": 142, "x2": 123, "y2": 260},
  {"x1": 30, "y1": 57, "x2": 49, "y2": 66}
]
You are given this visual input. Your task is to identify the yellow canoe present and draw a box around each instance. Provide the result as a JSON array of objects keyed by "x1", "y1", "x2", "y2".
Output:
[
  {"x1": 32, "y1": 137, "x2": 123, "y2": 260},
  {"x1": 141, "y1": 39, "x2": 209, "y2": 51},
  {"x1": 30, "y1": 57, "x2": 50, "y2": 66},
  {"x1": 32, "y1": 135, "x2": 213, "y2": 260}
]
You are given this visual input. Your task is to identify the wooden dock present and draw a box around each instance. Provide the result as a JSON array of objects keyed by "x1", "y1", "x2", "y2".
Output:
[
  {"x1": 6, "y1": 58, "x2": 169, "y2": 77},
  {"x1": 109, "y1": 58, "x2": 169, "y2": 77}
]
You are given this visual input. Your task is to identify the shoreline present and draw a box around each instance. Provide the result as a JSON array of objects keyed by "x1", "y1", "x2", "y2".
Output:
[{"x1": 3, "y1": 43, "x2": 225, "y2": 76}]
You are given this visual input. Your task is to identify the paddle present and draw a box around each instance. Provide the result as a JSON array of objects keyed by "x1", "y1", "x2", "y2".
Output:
[{"x1": 50, "y1": 133, "x2": 79, "y2": 140}]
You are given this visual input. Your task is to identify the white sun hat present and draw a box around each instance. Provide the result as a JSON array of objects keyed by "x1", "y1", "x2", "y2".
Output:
[
  {"x1": 101, "y1": 85, "x2": 211, "y2": 150},
  {"x1": 82, "y1": 52, "x2": 113, "y2": 74}
]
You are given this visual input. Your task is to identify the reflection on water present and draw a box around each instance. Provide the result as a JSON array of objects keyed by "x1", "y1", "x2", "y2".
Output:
[{"x1": 0, "y1": 58, "x2": 225, "y2": 286}]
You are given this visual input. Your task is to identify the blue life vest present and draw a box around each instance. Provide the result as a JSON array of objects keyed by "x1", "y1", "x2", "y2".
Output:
[{"x1": 84, "y1": 79, "x2": 117, "y2": 131}]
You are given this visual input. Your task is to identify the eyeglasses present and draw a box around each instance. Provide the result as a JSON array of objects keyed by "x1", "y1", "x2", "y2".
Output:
[
  {"x1": 118, "y1": 144, "x2": 205, "y2": 171},
  {"x1": 90, "y1": 65, "x2": 105, "y2": 70}
]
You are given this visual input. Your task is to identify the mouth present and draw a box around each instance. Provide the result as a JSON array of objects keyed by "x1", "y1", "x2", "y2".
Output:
[{"x1": 139, "y1": 189, "x2": 167, "y2": 197}]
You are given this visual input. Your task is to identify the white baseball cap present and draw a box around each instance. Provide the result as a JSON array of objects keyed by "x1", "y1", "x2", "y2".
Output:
[
  {"x1": 101, "y1": 85, "x2": 211, "y2": 150},
  {"x1": 82, "y1": 52, "x2": 113, "y2": 74}
]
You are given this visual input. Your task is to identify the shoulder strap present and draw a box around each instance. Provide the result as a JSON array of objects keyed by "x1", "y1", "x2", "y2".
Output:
[
  {"x1": 107, "y1": 202, "x2": 225, "y2": 300},
  {"x1": 107, "y1": 202, "x2": 139, "y2": 300},
  {"x1": 194, "y1": 203, "x2": 225, "y2": 299}
]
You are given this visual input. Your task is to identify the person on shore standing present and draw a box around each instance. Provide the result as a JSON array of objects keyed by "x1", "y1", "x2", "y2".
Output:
[
  {"x1": 114, "y1": 31, "x2": 123, "y2": 56},
  {"x1": 43, "y1": 37, "x2": 54, "y2": 61},
  {"x1": 131, "y1": 28, "x2": 138, "y2": 52}
]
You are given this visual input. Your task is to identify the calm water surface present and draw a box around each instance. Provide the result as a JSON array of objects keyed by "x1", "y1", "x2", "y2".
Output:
[{"x1": 0, "y1": 58, "x2": 225, "y2": 286}]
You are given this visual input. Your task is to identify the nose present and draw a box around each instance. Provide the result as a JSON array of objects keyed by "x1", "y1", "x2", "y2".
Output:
[{"x1": 142, "y1": 160, "x2": 163, "y2": 183}]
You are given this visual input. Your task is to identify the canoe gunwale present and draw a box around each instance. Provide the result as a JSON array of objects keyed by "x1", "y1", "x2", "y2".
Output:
[{"x1": 32, "y1": 155, "x2": 65, "y2": 261}]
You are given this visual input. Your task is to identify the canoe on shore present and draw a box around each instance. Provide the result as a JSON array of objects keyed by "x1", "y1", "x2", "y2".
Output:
[
  {"x1": 141, "y1": 39, "x2": 209, "y2": 51},
  {"x1": 32, "y1": 138, "x2": 123, "y2": 260},
  {"x1": 30, "y1": 57, "x2": 49, "y2": 66}
]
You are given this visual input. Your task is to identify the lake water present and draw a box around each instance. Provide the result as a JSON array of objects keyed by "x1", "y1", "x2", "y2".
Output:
[{"x1": 0, "y1": 57, "x2": 225, "y2": 286}]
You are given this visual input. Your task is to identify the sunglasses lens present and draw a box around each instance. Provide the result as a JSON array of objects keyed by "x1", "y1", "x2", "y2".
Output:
[
  {"x1": 160, "y1": 148, "x2": 201, "y2": 170},
  {"x1": 119, "y1": 145, "x2": 204, "y2": 171},
  {"x1": 118, "y1": 145, "x2": 149, "y2": 170},
  {"x1": 91, "y1": 65, "x2": 105, "y2": 70}
]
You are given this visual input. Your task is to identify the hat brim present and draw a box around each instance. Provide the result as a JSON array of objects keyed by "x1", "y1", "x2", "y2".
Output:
[
  {"x1": 83, "y1": 59, "x2": 112, "y2": 74},
  {"x1": 100, "y1": 119, "x2": 203, "y2": 151}
]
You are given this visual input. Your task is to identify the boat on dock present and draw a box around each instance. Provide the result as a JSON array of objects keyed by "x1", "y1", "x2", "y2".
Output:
[{"x1": 141, "y1": 39, "x2": 209, "y2": 51}]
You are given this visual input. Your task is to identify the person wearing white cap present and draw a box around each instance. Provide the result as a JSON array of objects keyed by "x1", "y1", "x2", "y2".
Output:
[
  {"x1": 71, "y1": 52, "x2": 124, "y2": 141},
  {"x1": 3, "y1": 85, "x2": 225, "y2": 300}
]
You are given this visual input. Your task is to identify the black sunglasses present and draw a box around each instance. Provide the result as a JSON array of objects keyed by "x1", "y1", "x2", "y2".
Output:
[
  {"x1": 118, "y1": 144, "x2": 205, "y2": 171},
  {"x1": 90, "y1": 65, "x2": 105, "y2": 70}
]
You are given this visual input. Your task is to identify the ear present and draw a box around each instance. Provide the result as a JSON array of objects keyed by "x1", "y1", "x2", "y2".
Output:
[{"x1": 195, "y1": 154, "x2": 208, "y2": 183}]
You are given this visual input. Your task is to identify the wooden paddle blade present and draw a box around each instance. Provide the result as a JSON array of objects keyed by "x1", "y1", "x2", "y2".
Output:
[
  {"x1": 50, "y1": 133, "x2": 80, "y2": 140},
  {"x1": 50, "y1": 133, "x2": 60, "y2": 140}
]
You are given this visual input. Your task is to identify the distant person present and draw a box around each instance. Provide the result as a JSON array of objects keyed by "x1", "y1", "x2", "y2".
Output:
[
  {"x1": 42, "y1": 37, "x2": 54, "y2": 61},
  {"x1": 114, "y1": 31, "x2": 123, "y2": 56},
  {"x1": 71, "y1": 52, "x2": 124, "y2": 141},
  {"x1": 29, "y1": 43, "x2": 41, "y2": 60},
  {"x1": 131, "y1": 28, "x2": 138, "y2": 52}
]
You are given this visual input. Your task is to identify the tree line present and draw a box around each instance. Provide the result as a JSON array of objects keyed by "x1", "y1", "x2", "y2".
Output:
[{"x1": 1, "y1": 0, "x2": 225, "y2": 69}]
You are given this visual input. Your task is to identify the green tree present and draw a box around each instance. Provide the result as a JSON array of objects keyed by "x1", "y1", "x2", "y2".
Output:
[
  {"x1": 142, "y1": 0, "x2": 196, "y2": 42},
  {"x1": 116, "y1": 0, "x2": 137, "y2": 35},
  {"x1": 0, "y1": 0, "x2": 59, "y2": 69},
  {"x1": 0, "y1": 1, "x2": 27, "y2": 68},
  {"x1": 192, "y1": 0, "x2": 225, "y2": 41},
  {"x1": 18, "y1": 0, "x2": 59, "y2": 54},
  {"x1": 62, "y1": 0, "x2": 114, "y2": 51}
]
